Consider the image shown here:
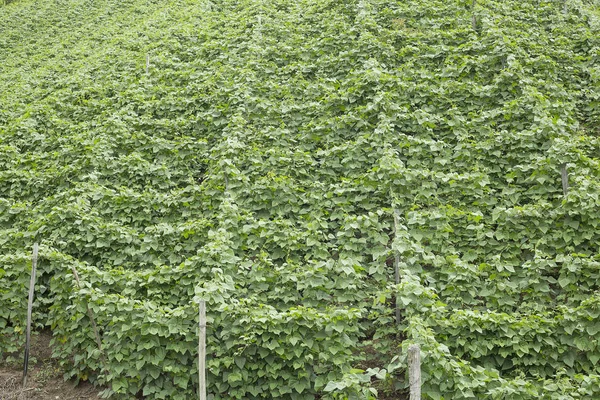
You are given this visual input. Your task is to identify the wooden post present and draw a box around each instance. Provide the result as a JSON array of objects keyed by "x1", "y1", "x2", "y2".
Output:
[
  {"x1": 393, "y1": 209, "x2": 401, "y2": 324},
  {"x1": 408, "y1": 344, "x2": 421, "y2": 400},
  {"x1": 198, "y1": 300, "x2": 206, "y2": 400},
  {"x1": 70, "y1": 264, "x2": 105, "y2": 365},
  {"x1": 257, "y1": 15, "x2": 262, "y2": 41},
  {"x1": 22, "y1": 243, "x2": 39, "y2": 388},
  {"x1": 471, "y1": 0, "x2": 477, "y2": 31},
  {"x1": 146, "y1": 54, "x2": 150, "y2": 74},
  {"x1": 561, "y1": 163, "x2": 569, "y2": 196}
]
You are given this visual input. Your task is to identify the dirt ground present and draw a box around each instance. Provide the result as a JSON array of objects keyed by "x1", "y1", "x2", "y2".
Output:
[{"x1": 0, "y1": 331, "x2": 102, "y2": 400}]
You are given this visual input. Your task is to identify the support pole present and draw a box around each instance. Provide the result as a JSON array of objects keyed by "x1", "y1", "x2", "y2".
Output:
[
  {"x1": 471, "y1": 0, "x2": 477, "y2": 31},
  {"x1": 70, "y1": 264, "x2": 105, "y2": 366},
  {"x1": 22, "y1": 243, "x2": 39, "y2": 388},
  {"x1": 561, "y1": 163, "x2": 569, "y2": 196},
  {"x1": 198, "y1": 300, "x2": 206, "y2": 400},
  {"x1": 408, "y1": 344, "x2": 421, "y2": 400},
  {"x1": 393, "y1": 209, "x2": 401, "y2": 324}
]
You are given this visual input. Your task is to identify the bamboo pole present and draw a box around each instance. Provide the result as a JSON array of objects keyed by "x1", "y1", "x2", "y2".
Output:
[
  {"x1": 198, "y1": 300, "x2": 206, "y2": 400},
  {"x1": 408, "y1": 344, "x2": 421, "y2": 400},
  {"x1": 22, "y1": 243, "x2": 39, "y2": 388}
]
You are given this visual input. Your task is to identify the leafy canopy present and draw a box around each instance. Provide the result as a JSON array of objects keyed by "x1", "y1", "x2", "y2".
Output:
[{"x1": 1, "y1": 0, "x2": 599, "y2": 398}]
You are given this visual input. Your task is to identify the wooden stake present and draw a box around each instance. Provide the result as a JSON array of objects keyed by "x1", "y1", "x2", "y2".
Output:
[
  {"x1": 198, "y1": 300, "x2": 206, "y2": 400},
  {"x1": 70, "y1": 264, "x2": 105, "y2": 365},
  {"x1": 408, "y1": 344, "x2": 421, "y2": 400},
  {"x1": 146, "y1": 54, "x2": 150, "y2": 74},
  {"x1": 561, "y1": 163, "x2": 569, "y2": 196},
  {"x1": 471, "y1": 0, "x2": 477, "y2": 31},
  {"x1": 22, "y1": 243, "x2": 39, "y2": 388},
  {"x1": 393, "y1": 209, "x2": 401, "y2": 324}
]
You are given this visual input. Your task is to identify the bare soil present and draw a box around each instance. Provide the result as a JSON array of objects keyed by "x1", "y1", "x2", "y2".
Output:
[{"x1": 0, "y1": 331, "x2": 102, "y2": 400}]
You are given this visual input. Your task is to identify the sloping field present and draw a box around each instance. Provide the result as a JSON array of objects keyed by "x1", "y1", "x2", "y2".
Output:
[{"x1": 1, "y1": 0, "x2": 599, "y2": 398}]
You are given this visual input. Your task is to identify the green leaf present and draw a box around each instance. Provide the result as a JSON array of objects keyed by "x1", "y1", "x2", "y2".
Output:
[{"x1": 234, "y1": 356, "x2": 246, "y2": 369}]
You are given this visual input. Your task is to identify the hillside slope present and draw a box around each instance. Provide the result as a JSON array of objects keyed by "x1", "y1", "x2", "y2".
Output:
[{"x1": 1, "y1": 0, "x2": 600, "y2": 398}]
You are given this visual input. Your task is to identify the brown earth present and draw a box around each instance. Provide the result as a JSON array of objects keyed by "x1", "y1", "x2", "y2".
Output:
[{"x1": 0, "y1": 331, "x2": 102, "y2": 400}]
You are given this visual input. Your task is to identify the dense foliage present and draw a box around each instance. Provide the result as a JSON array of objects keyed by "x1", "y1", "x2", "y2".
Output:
[{"x1": 1, "y1": 0, "x2": 599, "y2": 398}]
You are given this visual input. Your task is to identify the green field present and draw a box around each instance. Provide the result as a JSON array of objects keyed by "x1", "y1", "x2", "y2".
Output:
[{"x1": 1, "y1": 0, "x2": 600, "y2": 398}]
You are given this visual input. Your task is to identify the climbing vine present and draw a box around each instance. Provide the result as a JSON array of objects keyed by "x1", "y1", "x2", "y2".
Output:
[{"x1": 1, "y1": 0, "x2": 599, "y2": 398}]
